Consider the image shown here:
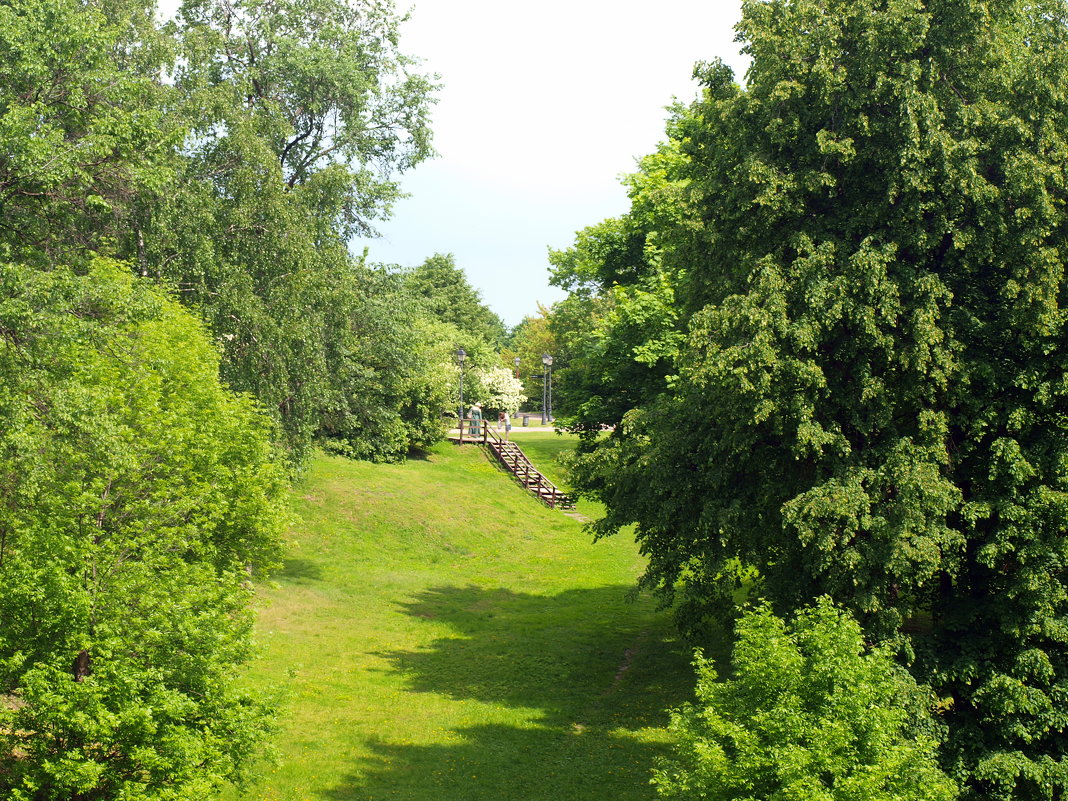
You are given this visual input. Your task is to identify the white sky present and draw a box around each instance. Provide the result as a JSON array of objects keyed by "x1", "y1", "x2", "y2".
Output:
[{"x1": 355, "y1": 1, "x2": 749, "y2": 326}]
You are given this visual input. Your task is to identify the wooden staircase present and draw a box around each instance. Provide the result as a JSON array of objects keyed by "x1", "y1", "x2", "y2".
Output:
[{"x1": 450, "y1": 419, "x2": 575, "y2": 510}]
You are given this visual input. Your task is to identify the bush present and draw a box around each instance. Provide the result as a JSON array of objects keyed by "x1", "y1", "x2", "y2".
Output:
[{"x1": 654, "y1": 599, "x2": 956, "y2": 801}]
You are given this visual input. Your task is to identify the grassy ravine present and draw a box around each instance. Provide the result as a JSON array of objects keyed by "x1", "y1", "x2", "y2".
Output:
[{"x1": 233, "y1": 430, "x2": 704, "y2": 801}]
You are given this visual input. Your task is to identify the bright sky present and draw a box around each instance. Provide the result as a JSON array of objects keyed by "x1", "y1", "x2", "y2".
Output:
[{"x1": 355, "y1": 1, "x2": 749, "y2": 326}]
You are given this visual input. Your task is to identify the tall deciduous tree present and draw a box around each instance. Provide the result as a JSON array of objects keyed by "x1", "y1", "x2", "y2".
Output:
[
  {"x1": 0, "y1": 259, "x2": 287, "y2": 799},
  {"x1": 0, "y1": 0, "x2": 174, "y2": 263},
  {"x1": 506, "y1": 304, "x2": 559, "y2": 409},
  {"x1": 566, "y1": 1, "x2": 1068, "y2": 796},
  {"x1": 137, "y1": 0, "x2": 439, "y2": 464},
  {"x1": 547, "y1": 136, "x2": 691, "y2": 431},
  {"x1": 174, "y1": 0, "x2": 435, "y2": 236},
  {"x1": 402, "y1": 253, "x2": 508, "y2": 347}
]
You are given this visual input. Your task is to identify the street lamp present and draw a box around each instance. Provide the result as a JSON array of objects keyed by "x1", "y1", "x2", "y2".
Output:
[
  {"x1": 513, "y1": 355, "x2": 521, "y2": 379},
  {"x1": 541, "y1": 353, "x2": 553, "y2": 424},
  {"x1": 455, "y1": 347, "x2": 466, "y2": 421}
]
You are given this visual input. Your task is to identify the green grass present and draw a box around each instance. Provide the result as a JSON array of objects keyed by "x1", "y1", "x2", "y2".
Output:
[
  {"x1": 507, "y1": 428, "x2": 603, "y2": 519},
  {"x1": 234, "y1": 437, "x2": 713, "y2": 801},
  {"x1": 507, "y1": 429, "x2": 577, "y2": 485}
]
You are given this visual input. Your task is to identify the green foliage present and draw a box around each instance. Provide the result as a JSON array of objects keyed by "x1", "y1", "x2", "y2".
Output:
[
  {"x1": 505, "y1": 305, "x2": 558, "y2": 409},
  {"x1": 547, "y1": 138, "x2": 692, "y2": 432},
  {"x1": 654, "y1": 600, "x2": 957, "y2": 801},
  {"x1": 402, "y1": 253, "x2": 508, "y2": 347},
  {"x1": 174, "y1": 0, "x2": 434, "y2": 235},
  {"x1": 0, "y1": 0, "x2": 442, "y2": 466},
  {"x1": 136, "y1": 0, "x2": 439, "y2": 464},
  {"x1": 0, "y1": 0, "x2": 174, "y2": 262},
  {"x1": 316, "y1": 266, "x2": 453, "y2": 461},
  {"x1": 562, "y1": 1, "x2": 1068, "y2": 796},
  {"x1": 0, "y1": 259, "x2": 288, "y2": 799}
]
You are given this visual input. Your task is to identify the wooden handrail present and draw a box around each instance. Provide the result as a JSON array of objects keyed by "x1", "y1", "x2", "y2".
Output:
[{"x1": 450, "y1": 417, "x2": 573, "y2": 509}]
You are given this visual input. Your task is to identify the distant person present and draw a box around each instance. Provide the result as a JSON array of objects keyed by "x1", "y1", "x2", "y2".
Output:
[
  {"x1": 499, "y1": 410, "x2": 512, "y2": 441},
  {"x1": 469, "y1": 403, "x2": 482, "y2": 437}
]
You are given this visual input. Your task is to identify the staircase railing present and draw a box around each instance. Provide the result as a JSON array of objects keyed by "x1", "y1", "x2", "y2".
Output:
[{"x1": 452, "y1": 417, "x2": 573, "y2": 509}]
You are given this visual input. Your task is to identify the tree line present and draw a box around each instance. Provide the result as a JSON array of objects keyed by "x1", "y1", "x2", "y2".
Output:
[
  {"x1": 543, "y1": 1, "x2": 1068, "y2": 799},
  {"x1": 0, "y1": 0, "x2": 515, "y2": 796}
]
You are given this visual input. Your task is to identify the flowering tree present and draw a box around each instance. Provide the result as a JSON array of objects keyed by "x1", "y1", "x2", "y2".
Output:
[{"x1": 468, "y1": 366, "x2": 527, "y2": 416}]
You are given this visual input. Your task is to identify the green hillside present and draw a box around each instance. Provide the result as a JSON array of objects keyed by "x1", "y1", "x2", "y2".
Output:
[{"x1": 236, "y1": 435, "x2": 704, "y2": 800}]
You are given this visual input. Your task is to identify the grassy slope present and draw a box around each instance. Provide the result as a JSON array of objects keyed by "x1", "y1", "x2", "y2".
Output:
[{"x1": 236, "y1": 435, "x2": 704, "y2": 801}]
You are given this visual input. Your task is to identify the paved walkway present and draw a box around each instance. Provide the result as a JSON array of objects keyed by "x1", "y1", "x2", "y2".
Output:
[{"x1": 448, "y1": 423, "x2": 559, "y2": 435}]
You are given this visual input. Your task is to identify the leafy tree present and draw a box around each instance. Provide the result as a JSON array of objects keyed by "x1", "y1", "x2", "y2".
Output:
[
  {"x1": 0, "y1": 0, "x2": 442, "y2": 467},
  {"x1": 174, "y1": 0, "x2": 434, "y2": 236},
  {"x1": 654, "y1": 599, "x2": 957, "y2": 801},
  {"x1": 402, "y1": 253, "x2": 508, "y2": 347},
  {"x1": 316, "y1": 264, "x2": 454, "y2": 461},
  {"x1": 506, "y1": 304, "x2": 559, "y2": 410},
  {"x1": 547, "y1": 137, "x2": 692, "y2": 431},
  {"x1": 0, "y1": 0, "x2": 174, "y2": 263},
  {"x1": 133, "y1": 0, "x2": 438, "y2": 464},
  {"x1": 465, "y1": 365, "x2": 527, "y2": 417},
  {"x1": 0, "y1": 259, "x2": 287, "y2": 799},
  {"x1": 565, "y1": 1, "x2": 1068, "y2": 796}
]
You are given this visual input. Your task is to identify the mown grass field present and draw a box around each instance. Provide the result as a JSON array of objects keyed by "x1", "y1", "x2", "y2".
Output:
[{"x1": 234, "y1": 431, "x2": 713, "y2": 801}]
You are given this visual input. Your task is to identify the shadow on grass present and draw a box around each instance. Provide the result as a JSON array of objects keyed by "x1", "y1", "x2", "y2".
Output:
[
  {"x1": 277, "y1": 557, "x2": 324, "y2": 583},
  {"x1": 324, "y1": 724, "x2": 670, "y2": 801},
  {"x1": 323, "y1": 584, "x2": 725, "y2": 801},
  {"x1": 385, "y1": 585, "x2": 700, "y2": 728}
]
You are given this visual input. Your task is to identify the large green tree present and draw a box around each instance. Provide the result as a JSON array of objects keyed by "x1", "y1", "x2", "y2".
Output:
[
  {"x1": 315, "y1": 264, "x2": 454, "y2": 461},
  {"x1": 566, "y1": 1, "x2": 1068, "y2": 797},
  {"x1": 547, "y1": 138, "x2": 690, "y2": 432},
  {"x1": 0, "y1": 0, "x2": 173, "y2": 264},
  {"x1": 0, "y1": 259, "x2": 287, "y2": 799},
  {"x1": 138, "y1": 0, "x2": 438, "y2": 463},
  {"x1": 1, "y1": 0, "x2": 442, "y2": 465},
  {"x1": 173, "y1": 0, "x2": 434, "y2": 237},
  {"x1": 401, "y1": 253, "x2": 508, "y2": 347}
]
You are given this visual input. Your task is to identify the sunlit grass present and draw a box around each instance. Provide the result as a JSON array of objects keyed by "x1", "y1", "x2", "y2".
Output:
[{"x1": 233, "y1": 437, "x2": 714, "y2": 801}]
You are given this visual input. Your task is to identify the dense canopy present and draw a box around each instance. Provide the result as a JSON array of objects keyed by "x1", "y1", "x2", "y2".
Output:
[{"x1": 559, "y1": 1, "x2": 1068, "y2": 797}]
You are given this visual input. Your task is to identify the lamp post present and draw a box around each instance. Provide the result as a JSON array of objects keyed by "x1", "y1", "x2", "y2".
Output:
[
  {"x1": 455, "y1": 347, "x2": 466, "y2": 422},
  {"x1": 541, "y1": 353, "x2": 553, "y2": 424},
  {"x1": 513, "y1": 355, "x2": 521, "y2": 379}
]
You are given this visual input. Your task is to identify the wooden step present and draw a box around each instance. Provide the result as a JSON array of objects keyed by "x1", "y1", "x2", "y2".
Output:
[{"x1": 475, "y1": 439, "x2": 572, "y2": 511}]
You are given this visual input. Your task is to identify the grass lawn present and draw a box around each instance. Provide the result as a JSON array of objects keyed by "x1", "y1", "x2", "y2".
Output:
[
  {"x1": 508, "y1": 427, "x2": 604, "y2": 519},
  {"x1": 233, "y1": 435, "x2": 713, "y2": 801}
]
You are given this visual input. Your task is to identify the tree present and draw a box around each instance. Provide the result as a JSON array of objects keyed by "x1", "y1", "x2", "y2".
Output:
[
  {"x1": 654, "y1": 599, "x2": 957, "y2": 801},
  {"x1": 566, "y1": 1, "x2": 1068, "y2": 796},
  {"x1": 547, "y1": 136, "x2": 691, "y2": 432},
  {"x1": 0, "y1": 0, "x2": 174, "y2": 264},
  {"x1": 402, "y1": 253, "x2": 508, "y2": 347},
  {"x1": 0, "y1": 259, "x2": 287, "y2": 799},
  {"x1": 132, "y1": 0, "x2": 439, "y2": 465},
  {"x1": 316, "y1": 264, "x2": 455, "y2": 461},
  {"x1": 506, "y1": 304, "x2": 559, "y2": 410},
  {"x1": 0, "y1": 0, "x2": 441, "y2": 467},
  {"x1": 465, "y1": 365, "x2": 527, "y2": 417},
  {"x1": 174, "y1": 0, "x2": 435, "y2": 237}
]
